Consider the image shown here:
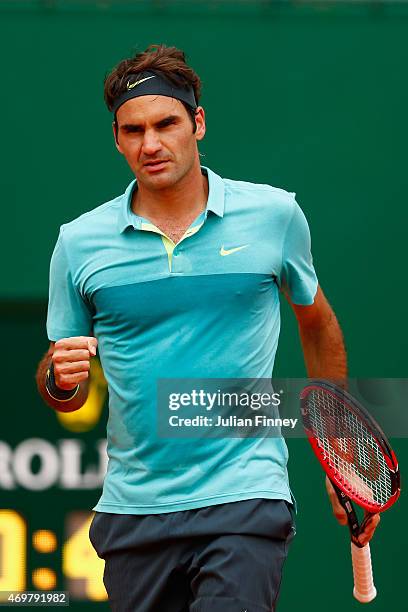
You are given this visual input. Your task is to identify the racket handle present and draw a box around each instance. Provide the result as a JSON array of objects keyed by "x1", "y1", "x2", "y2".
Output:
[{"x1": 351, "y1": 542, "x2": 377, "y2": 603}]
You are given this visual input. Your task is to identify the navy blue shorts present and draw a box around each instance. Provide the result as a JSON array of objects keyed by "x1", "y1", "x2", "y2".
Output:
[{"x1": 89, "y1": 498, "x2": 296, "y2": 612}]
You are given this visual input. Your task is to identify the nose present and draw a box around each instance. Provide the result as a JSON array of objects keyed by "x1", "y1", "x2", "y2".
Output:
[{"x1": 141, "y1": 129, "x2": 162, "y2": 156}]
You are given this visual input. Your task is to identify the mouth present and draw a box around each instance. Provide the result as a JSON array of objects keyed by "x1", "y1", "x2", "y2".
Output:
[{"x1": 143, "y1": 160, "x2": 170, "y2": 173}]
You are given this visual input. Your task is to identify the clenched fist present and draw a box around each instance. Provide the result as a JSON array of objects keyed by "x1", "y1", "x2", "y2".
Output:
[{"x1": 52, "y1": 336, "x2": 98, "y2": 391}]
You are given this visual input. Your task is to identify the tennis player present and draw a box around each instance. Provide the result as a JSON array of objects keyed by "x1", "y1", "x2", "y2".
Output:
[{"x1": 36, "y1": 44, "x2": 379, "y2": 611}]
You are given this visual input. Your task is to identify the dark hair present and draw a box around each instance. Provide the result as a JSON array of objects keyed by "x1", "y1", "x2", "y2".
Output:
[{"x1": 104, "y1": 44, "x2": 202, "y2": 133}]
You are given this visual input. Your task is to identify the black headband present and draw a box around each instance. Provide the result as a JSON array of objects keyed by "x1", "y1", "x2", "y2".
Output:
[{"x1": 112, "y1": 70, "x2": 197, "y2": 117}]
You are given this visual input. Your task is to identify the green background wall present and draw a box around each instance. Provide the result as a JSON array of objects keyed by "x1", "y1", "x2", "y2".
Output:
[{"x1": 1, "y1": 2, "x2": 406, "y2": 610}]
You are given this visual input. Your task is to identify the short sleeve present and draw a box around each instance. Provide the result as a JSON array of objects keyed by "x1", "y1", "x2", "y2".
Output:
[
  {"x1": 46, "y1": 227, "x2": 93, "y2": 341},
  {"x1": 280, "y1": 199, "x2": 318, "y2": 305}
]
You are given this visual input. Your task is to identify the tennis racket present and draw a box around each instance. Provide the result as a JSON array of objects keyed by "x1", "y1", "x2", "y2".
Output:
[{"x1": 300, "y1": 380, "x2": 400, "y2": 603}]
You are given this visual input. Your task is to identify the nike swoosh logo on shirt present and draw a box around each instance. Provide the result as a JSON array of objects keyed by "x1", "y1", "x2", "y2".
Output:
[{"x1": 220, "y1": 245, "x2": 249, "y2": 256}]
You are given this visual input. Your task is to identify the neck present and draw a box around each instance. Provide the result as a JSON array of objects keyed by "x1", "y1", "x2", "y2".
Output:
[{"x1": 132, "y1": 159, "x2": 208, "y2": 221}]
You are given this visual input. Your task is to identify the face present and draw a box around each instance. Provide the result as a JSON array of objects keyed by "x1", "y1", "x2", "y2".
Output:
[{"x1": 113, "y1": 95, "x2": 206, "y2": 191}]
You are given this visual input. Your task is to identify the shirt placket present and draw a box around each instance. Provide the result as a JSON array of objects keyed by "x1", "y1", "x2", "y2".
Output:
[{"x1": 139, "y1": 212, "x2": 207, "y2": 274}]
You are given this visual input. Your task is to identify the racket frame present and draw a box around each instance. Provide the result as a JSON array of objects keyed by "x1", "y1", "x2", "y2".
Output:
[{"x1": 300, "y1": 379, "x2": 400, "y2": 514}]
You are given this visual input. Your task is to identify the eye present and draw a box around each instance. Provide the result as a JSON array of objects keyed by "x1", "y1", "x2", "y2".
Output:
[
  {"x1": 158, "y1": 118, "x2": 176, "y2": 129},
  {"x1": 126, "y1": 126, "x2": 143, "y2": 133}
]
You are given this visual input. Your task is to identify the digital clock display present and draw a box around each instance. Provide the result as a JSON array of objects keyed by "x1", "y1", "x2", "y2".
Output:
[{"x1": 0, "y1": 510, "x2": 106, "y2": 601}]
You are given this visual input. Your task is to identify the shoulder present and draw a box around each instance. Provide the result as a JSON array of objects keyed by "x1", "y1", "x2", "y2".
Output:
[
  {"x1": 224, "y1": 175, "x2": 293, "y2": 196},
  {"x1": 222, "y1": 175, "x2": 297, "y2": 221},
  {"x1": 52, "y1": 185, "x2": 131, "y2": 268},
  {"x1": 61, "y1": 195, "x2": 122, "y2": 233},
  {"x1": 57, "y1": 189, "x2": 126, "y2": 245}
]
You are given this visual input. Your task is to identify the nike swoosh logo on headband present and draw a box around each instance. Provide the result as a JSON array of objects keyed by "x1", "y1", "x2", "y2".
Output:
[{"x1": 127, "y1": 75, "x2": 156, "y2": 90}]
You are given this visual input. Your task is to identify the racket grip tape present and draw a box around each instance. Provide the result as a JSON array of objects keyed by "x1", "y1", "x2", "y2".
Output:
[{"x1": 351, "y1": 542, "x2": 377, "y2": 603}]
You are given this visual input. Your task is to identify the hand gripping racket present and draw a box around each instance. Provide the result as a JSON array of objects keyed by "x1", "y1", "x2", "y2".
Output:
[{"x1": 300, "y1": 380, "x2": 400, "y2": 603}]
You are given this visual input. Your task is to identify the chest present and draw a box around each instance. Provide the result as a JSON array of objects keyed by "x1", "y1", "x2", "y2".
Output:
[
  {"x1": 146, "y1": 214, "x2": 200, "y2": 245},
  {"x1": 76, "y1": 211, "x2": 284, "y2": 304},
  {"x1": 153, "y1": 220, "x2": 188, "y2": 244}
]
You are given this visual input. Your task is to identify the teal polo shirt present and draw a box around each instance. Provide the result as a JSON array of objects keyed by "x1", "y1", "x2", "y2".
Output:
[{"x1": 46, "y1": 166, "x2": 318, "y2": 514}]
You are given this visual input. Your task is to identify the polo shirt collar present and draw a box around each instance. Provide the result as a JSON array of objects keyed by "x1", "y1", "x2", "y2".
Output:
[
  {"x1": 117, "y1": 165, "x2": 225, "y2": 233},
  {"x1": 117, "y1": 180, "x2": 138, "y2": 233}
]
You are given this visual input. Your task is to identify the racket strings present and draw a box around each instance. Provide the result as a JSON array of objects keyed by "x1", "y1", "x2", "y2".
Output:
[{"x1": 307, "y1": 389, "x2": 392, "y2": 508}]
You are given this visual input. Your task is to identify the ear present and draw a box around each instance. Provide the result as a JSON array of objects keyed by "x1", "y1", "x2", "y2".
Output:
[
  {"x1": 112, "y1": 121, "x2": 124, "y2": 154},
  {"x1": 194, "y1": 107, "x2": 206, "y2": 142}
]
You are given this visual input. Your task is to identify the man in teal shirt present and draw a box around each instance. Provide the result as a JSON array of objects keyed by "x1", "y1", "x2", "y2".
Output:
[{"x1": 37, "y1": 44, "x2": 379, "y2": 611}]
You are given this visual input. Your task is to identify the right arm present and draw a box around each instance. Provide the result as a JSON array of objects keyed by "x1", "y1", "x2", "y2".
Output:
[{"x1": 36, "y1": 336, "x2": 97, "y2": 413}]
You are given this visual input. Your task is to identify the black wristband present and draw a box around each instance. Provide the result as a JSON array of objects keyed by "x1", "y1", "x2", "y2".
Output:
[{"x1": 45, "y1": 361, "x2": 80, "y2": 402}]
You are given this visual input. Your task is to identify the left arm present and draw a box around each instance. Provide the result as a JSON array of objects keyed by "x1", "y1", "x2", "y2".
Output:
[
  {"x1": 285, "y1": 284, "x2": 347, "y2": 380},
  {"x1": 285, "y1": 284, "x2": 380, "y2": 544}
]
